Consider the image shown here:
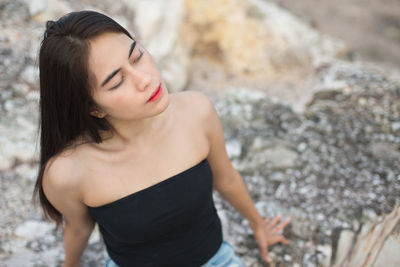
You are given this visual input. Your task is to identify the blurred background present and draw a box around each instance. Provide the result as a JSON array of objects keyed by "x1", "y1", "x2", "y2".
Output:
[
  {"x1": 0, "y1": 0, "x2": 399, "y2": 266},
  {"x1": 270, "y1": 0, "x2": 400, "y2": 70}
]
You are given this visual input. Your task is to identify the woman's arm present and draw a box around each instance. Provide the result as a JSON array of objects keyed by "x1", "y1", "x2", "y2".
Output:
[
  {"x1": 198, "y1": 93, "x2": 290, "y2": 263},
  {"x1": 63, "y1": 216, "x2": 95, "y2": 267},
  {"x1": 43, "y1": 157, "x2": 95, "y2": 267}
]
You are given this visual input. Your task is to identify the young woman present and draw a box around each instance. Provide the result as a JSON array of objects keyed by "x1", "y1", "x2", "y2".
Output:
[{"x1": 34, "y1": 10, "x2": 290, "y2": 267}]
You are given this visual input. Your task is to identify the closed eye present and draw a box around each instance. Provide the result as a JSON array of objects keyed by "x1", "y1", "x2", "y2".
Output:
[
  {"x1": 110, "y1": 75, "x2": 124, "y2": 90},
  {"x1": 133, "y1": 49, "x2": 144, "y2": 63},
  {"x1": 109, "y1": 49, "x2": 145, "y2": 90}
]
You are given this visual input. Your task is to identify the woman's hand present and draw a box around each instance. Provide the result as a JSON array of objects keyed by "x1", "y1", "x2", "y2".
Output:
[{"x1": 251, "y1": 215, "x2": 291, "y2": 263}]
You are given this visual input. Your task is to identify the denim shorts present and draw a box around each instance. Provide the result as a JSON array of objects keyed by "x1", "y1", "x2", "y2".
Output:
[
  {"x1": 201, "y1": 240, "x2": 243, "y2": 267},
  {"x1": 104, "y1": 240, "x2": 243, "y2": 267}
]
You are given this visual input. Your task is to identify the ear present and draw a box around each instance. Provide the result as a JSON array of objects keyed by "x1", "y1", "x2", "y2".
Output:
[{"x1": 90, "y1": 107, "x2": 106, "y2": 118}]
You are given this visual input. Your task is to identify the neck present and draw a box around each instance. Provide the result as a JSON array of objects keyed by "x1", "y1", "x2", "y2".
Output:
[{"x1": 96, "y1": 107, "x2": 170, "y2": 152}]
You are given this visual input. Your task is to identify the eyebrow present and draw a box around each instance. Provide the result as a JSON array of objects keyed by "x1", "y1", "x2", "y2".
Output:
[
  {"x1": 101, "y1": 40, "x2": 137, "y2": 87},
  {"x1": 128, "y1": 40, "x2": 136, "y2": 58}
]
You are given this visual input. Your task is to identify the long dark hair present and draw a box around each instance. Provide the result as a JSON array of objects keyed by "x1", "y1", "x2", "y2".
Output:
[{"x1": 34, "y1": 10, "x2": 133, "y2": 227}]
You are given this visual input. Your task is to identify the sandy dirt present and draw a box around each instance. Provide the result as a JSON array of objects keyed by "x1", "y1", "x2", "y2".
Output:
[{"x1": 268, "y1": 0, "x2": 400, "y2": 70}]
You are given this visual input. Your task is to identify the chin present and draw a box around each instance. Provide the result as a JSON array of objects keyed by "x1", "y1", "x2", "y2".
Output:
[{"x1": 154, "y1": 93, "x2": 170, "y2": 116}]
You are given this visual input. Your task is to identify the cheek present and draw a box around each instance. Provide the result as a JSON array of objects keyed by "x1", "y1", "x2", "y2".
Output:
[
  {"x1": 110, "y1": 94, "x2": 130, "y2": 105},
  {"x1": 105, "y1": 93, "x2": 129, "y2": 108},
  {"x1": 106, "y1": 90, "x2": 141, "y2": 110}
]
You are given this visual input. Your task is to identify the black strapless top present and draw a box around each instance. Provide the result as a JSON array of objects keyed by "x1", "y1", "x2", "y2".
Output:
[{"x1": 88, "y1": 159, "x2": 223, "y2": 267}]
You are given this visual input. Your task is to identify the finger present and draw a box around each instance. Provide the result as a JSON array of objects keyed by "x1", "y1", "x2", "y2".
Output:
[
  {"x1": 272, "y1": 218, "x2": 291, "y2": 233},
  {"x1": 255, "y1": 236, "x2": 271, "y2": 263},
  {"x1": 278, "y1": 236, "x2": 290, "y2": 245},
  {"x1": 268, "y1": 235, "x2": 291, "y2": 246},
  {"x1": 262, "y1": 246, "x2": 272, "y2": 263},
  {"x1": 264, "y1": 217, "x2": 270, "y2": 225},
  {"x1": 282, "y1": 237, "x2": 290, "y2": 244},
  {"x1": 268, "y1": 215, "x2": 282, "y2": 227},
  {"x1": 257, "y1": 240, "x2": 268, "y2": 261}
]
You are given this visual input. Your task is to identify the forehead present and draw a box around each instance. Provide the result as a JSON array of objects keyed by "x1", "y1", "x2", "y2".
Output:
[{"x1": 88, "y1": 32, "x2": 133, "y2": 84}]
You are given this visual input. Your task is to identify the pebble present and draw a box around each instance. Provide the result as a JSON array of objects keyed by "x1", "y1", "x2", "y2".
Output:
[
  {"x1": 226, "y1": 139, "x2": 242, "y2": 159},
  {"x1": 14, "y1": 220, "x2": 54, "y2": 240},
  {"x1": 284, "y1": 254, "x2": 292, "y2": 261},
  {"x1": 297, "y1": 142, "x2": 307, "y2": 152},
  {"x1": 4, "y1": 100, "x2": 15, "y2": 111},
  {"x1": 391, "y1": 122, "x2": 400, "y2": 132},
  {"x1": 20, "y1": 65, "x2": 39, "y2": 85}
]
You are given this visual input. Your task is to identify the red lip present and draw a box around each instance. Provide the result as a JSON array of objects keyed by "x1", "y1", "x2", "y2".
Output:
[{"x1": 147, "y1": 84, "x2": 162, "y2": 102}]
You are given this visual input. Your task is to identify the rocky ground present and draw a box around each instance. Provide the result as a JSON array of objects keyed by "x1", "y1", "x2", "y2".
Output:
[
  {"x1": 209, "y1": 62, "x2": 400, "y2": 266},
  {"x1": 1, "y1": 0, "x2": 399, "y2": 266}
]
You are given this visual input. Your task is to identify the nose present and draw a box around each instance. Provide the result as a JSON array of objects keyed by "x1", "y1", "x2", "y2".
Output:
[{"x1": 127, "y1": 66, "x2": 152, "y2": 92}]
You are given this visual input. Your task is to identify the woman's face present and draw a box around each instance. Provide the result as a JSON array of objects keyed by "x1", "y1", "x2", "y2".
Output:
[{"x1": 88, "y1": 31, "x2": 169, "y2": 122}]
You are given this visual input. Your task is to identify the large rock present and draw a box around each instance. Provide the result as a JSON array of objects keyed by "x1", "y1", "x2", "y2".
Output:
[
  {"x1": 183, "y1": 0, "x2": 347, "y2": 92},
  {"x1": 238, "y1": 137, "x2": 299, "y2": 173},
  {"x1": 332, "y1": 205, "x2": 400, "y2": 267}
]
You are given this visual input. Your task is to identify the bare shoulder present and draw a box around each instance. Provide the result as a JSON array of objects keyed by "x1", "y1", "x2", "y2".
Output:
[
  {"x1": 43, "y1": 149, "x2": 84, "y2": 193},
  {"x1": 42, "y1": 147, "x2": 95, "y2": 228},
  {"x1": 42, "y1": 147, "x2": 88, "y2": 216}
]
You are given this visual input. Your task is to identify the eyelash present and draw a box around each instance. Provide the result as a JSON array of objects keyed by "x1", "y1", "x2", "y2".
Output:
[{"x1": 110, "y1": 49, "x2": 144, "y2": 90}]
